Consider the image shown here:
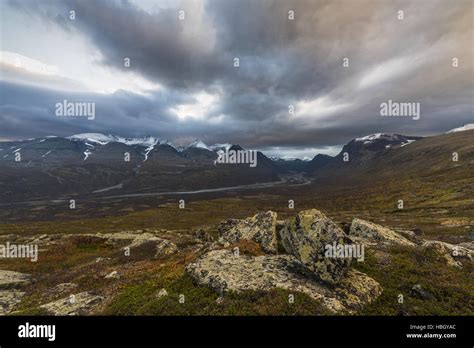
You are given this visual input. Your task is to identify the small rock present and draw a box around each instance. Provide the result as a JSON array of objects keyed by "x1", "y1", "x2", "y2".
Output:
[
  {"x1": 155, "y1": 239, "x2": 178, "y2": 257},
  {"x1": 410, "y1": 284, "x2": 434, "y2": 300},
  {"x1": 104, "y1": 271, "x2": 120, "y2": 279},
  {"x1": 95, "y1": 257, "x2": 111, "y2": 263},
  {"x1": 215, "y1": 296, "x2": 224, "y2": 305}
]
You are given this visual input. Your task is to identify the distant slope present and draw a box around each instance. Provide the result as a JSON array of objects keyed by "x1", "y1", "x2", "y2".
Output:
[{"x1": 312, "y1": 130, "x2": 474, "y2": 185}]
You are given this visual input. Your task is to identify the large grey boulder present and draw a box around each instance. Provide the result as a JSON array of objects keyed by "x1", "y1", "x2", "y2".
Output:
[
  {"x1": 218, "y1": 211, "x2": 278, "y2": 253},
  {"x1": 349, "y1": 218, "x2": 415, "y2": 246},
  {"x1": 279, "y1": 209, "x2": 353, "y2": 284},
  {"x1": 186, "y1": 249, "x2": 381, "y2": 313}
]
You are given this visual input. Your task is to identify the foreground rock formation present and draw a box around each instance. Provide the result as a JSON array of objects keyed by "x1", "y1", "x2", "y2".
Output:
[
  {"x1": 0, "y1": 270, "x2": 31, "y2": 315},
  {"x1": 218, "y1": 211, "x2": 278, "y2": 253},
  {"x1": 279, "y1": 209, "x2": 353, "y2": 284},
  {"x1": 188, "y1": 209, "x2": 385, "y2": 313},
  {"x1": 350, "y1": 218, "x2": 415, "y2": 246},
  {"x1": 422, "y1": 240, "x2": 472, "y2": 268},
  {"x1": 186, "y1": 249, "x2": 381, "y2": 313},
  {"x1": 40, "y1": 292, "x2": 104, "y2": 316}
]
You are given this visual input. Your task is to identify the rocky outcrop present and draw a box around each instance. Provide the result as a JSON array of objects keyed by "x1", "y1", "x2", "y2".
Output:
[
  {"x1": 393, "y1": 228, "x2": 424, "y2": 245},
  {"x1": 218, "y1": 211, "x2": 278, "y2": 253},
  {"x1": 0, "y1": 271, "x2": 31, "y2": 315},
  {"x1": 153, "y1": 238, "x2": 178, "y2": 257},
  {"x1": 79, "y1": 231, "x2": 178, "y2": 258},
  {"x1": 350, "y1": 218, "x2": 415, "y2": 246},
  {"x1": 104, "y1": 271, "x2": 121, "y2": 279},
  {"x1": 410, "y1": 284, "x2": 434, "y2": 300},
  {"x1": 422, "y1": 240, "x2": 472, "y2": 268},
  {"x1": 458, "y1": 241, "x2": 474, "y2": 251},
  {"x1": 0, "y1": 290, "x2": 25, "y2": 315},
  {"x1": 0, "y1": 270, "x2": 31, "y2": 289},
  {"x1": 279, "y1": 209, "x2": 353, "y2": 284},
  {"x1": 40, "y1": 292, "x2": 104, "y2": 315},
  {"x1": 194, "y1": 229, "x2": 214, "y2": 243},
  {"x1": 186, "y1": 249, "x2": 381, "y2": 313},
  {"x1": 47, "y1": 283, "x2": 78, "y2": 297}
]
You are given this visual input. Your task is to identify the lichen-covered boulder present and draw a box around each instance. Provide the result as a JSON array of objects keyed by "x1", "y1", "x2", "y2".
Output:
[
  {"x1": 0, "y1": 270, "x2": 31, "y2": 289},
  {"x1": 0, "y1": 290, "x2": 26, "y2": 315},
  {"x1": 422, "y1": 240, "x2": 472, "y2": 268},
  {"x1": 279, "y1": 209, "x2": 353, "y2": 285},
  {"x1": 350, "y1": 218, "x2": 415, "y2": 246},
  {"x1": 218, "y1": 211, "x2": 278, "y2": 253},
  {"x1": 40, "y1": 291, "x2": 104, "y2": 316},
  {"x1": 186, "y1": 249, "x2": 381, "y2": 313}
]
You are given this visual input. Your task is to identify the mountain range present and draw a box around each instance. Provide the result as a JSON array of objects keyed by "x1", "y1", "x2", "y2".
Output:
[{"x1": 0, "y1": 125, "x2": 473, "y2": 203}]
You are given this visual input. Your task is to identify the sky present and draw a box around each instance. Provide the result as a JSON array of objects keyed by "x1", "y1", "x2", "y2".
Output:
[{"x1": 0, "y1": 0, "x2": 473, "y2": 158}]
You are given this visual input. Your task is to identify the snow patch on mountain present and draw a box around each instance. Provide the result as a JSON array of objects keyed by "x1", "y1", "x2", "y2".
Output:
[
  {"x1": 69, "y1": 134, "x2": 175, "y2": 153},
  {"x1": 187, "y1": 140, "x2": 212, "y2": 151},
  {"x1": 355, "y1": 133, "x2": 384, "y2": 143},
  {"x1": 41, "y1": 150, "x2": 53, "y2": 158},
  {"x1": 447, "y1": 124, "x2": 474, "y2": 133},
  {"x1": 70, "y1": 133, "x2": 114, "y2": 145},
  {"x1": 209, "y1": 143, "x2": 232, "y2": 151},
  {"x1": 400, "y1": 140, "x2": 415, "y2": 147},
  {"x1": 142, "y1": 142, "x2": 157, "y2": 161}
]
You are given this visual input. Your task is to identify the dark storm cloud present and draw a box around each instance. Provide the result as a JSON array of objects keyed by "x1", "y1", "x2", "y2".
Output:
[
  {"x1": 1, "y1": 0, "x2": 473, "y2": 153},
  {"x1": 0, "y1": 80, "x2": 190, "y2": 139}
]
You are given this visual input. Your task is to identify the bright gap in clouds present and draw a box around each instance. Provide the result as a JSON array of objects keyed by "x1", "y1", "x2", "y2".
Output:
[
  {"x1": 170, "y1": 92, "x2": 218, "y2": 120},
  {"x1": 0, "y1": 51, "x2": 59, "y2": 75},
  {"x1": 259, "y1": 145, "x2": 342, "y2": 160},
  {"x1": 358, "y1": 53, "x2": 428, "y2": 90},
  {"x1": 295, "y1": 96, "x2": 352, "y2": 119}
]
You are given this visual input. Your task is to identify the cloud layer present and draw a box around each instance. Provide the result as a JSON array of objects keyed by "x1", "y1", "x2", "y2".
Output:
[{"x1": 1, "y1": 0, "x2": 472, "y2": 155}]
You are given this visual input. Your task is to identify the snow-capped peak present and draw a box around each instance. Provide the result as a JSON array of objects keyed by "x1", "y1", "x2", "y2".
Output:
[
  {"x1": 446, "y1": 124, "x2": 474, "y2": 133},
  {"x1": 269, "y1": 156, "x2": 301, "y2": 161},
  {"x1": 209, "y1": 143, "x2": 232, "y2": 151},
  {"x1": 69, "y1": 133, "x2": 115, "y2": 145},
  {"x1": 113, "y1": 135, "x2": 159, "y2": 147},
  {"x1": 355, "y1": 133, "x2": 385, "y2": 143},
  {"x1": 354, "y1": 133, "x2": 410, "y2": 145},
  {"x1": 68, "y1": 133, "x2": 171, "y2": 148},
  {"x1": 187, "y1": 139, "x2": 212, "y2": 151}
]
